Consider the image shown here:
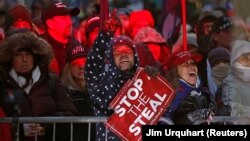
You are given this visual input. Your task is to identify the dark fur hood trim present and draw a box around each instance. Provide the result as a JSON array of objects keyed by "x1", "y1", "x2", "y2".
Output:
[{"x1": 0, "y1": 32, "x2": 53, "y2": 64}]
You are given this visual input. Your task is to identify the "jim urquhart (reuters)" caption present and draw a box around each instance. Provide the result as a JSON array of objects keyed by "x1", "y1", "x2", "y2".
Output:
[{"x1": 145, "y1": 128, "x2": 247, "y2": 138}]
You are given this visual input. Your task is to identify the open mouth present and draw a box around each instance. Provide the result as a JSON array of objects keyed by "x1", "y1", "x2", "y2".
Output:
[
  {"x1": 189, "y1": 72, "x2": 197, "y2": 78},
  {"x1": 120, "y1": 60, "x2": 129, "y2": 64}
]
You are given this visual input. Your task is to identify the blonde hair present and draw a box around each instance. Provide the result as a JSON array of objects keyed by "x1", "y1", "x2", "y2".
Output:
[{"x1": 61, "y1": 63, "x2": 86, "y2": 91}]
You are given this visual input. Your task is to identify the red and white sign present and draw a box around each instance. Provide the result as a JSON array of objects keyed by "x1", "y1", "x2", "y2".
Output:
[{"x1": 106, "y1": 67, "x2": 175, "y2": 141}]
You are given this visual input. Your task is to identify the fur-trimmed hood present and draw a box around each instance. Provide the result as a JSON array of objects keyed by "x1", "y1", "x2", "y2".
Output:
[{"x1": 0, "y1": 31, "x2": 53, "y2": 66}]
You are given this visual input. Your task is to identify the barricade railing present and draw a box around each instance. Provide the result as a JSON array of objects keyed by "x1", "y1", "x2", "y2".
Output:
[
  {"x1": 0, "y1": 116, "x2": 107, "y2": 141},
  {"x1": 193, "y1": 116, "x2": 250, "y2": 125},
  {"x1": 0, "y1": 116, "x2": 174, "y2": 141},
  {"x1": 158, "y1": 117, "x2": 175, "y2": 125},
  {"x1": 5, "y1": 116, "x2": 250, "y2": 140}
]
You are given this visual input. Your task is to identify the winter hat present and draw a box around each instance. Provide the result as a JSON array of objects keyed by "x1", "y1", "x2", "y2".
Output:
[
  {"x1": 134, "y1": 26, "x2": 166, "y2": 43},
  {"x1": 198, "y1": 11, "x2": 218, "y2": 22},
  {"x1": 66, "y1": 42, "x2": 89, "y2": 63},
  {"x1": 41, "y1": 1, "x2": 79, "y2": 23},
  {"x1": 85, "y1": 15, "x2": 100, "y2": 36},
  {"x1": 5, "y1": 5, "x2": 32, "y2": 30},
  {"x1": 208, "y1": 47, "x2": 230, "y2": 67},
  {"x1": 167, "y1": 50, "x2": 202, "y2": 70},
  {"x1": 0, "y1": 31, "x2": 53, "y2": 65},
  {"x1": 212, "y1": 16, "x2": 233, "y2": 33},
  {"x1": 111, "y1": 35, "x2": 136, "y2": 52}
]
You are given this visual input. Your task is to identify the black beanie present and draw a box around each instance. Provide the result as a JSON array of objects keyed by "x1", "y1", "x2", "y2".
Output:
[{"x1": 66, "y1": 42, "x2": 89, "y2": 63}]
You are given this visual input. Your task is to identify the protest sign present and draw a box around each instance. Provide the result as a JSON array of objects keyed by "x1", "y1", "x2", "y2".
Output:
[{"x1": 106, "y1": 67, "x2": 175, "y2": 141}]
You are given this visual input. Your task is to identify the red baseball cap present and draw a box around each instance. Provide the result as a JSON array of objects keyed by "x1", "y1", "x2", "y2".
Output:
[
  {"x1": 167, "y1": 50, "x2": 202, "y2": 70},
  {"x1": 41, "y1": 1, "x2": 79, "y2": 23}
]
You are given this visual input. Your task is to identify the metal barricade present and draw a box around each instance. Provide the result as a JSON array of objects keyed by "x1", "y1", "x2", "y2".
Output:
[
  {"x1": 0, "y1": 116, "x2": 173, "y2": 141},
  {"x1": 158, "y1": 117, "x2": 175, "y2": 125},
  {"x1": 193, "y1": 116, "x2": 250, "y2": 125},
  {"x1": 0, "y1": 116, "x2": 107, "y2": 141}
]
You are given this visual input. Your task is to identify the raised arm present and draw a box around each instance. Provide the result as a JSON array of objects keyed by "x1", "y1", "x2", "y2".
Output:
[{"x1": 85, "y1": 9, "x2": 120, "y2": 109}]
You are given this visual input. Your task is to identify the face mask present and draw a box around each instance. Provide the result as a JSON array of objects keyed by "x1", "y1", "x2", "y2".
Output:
[
  {"x1": 233, "y1": 62, "x2": 250, "y2": 82},
  {"x1": 211, "y1": 63, "x2": 230, "y2": 86}
]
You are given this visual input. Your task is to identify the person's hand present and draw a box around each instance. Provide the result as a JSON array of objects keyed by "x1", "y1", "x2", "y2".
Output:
[
  {"x1": 206, "y1": 111, "x2": 215, "y2": 122},
  {"x1": 102, "y1": 9, "x2": 120, "y2": 33},
  {"x1": 144, "y1": 65, "x2": 161, "y2": 77},
  {"x1": 23, "y1": 123, "x2": 45, "y2": 136}
]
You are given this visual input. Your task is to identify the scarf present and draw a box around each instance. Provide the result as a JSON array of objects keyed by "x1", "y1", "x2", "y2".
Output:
[
  {"x1": 233, "y1": 62, "x2": 250, "y2": 82},
  {"x1": 211, "y1": 63, "x2": 230, "y2": 86},
  {"x1": 9, "y1": 66, "x2": 41, "y2": 94},
  {"x1": 165, "y1": 78, "x2": 201, "y2": 118}
]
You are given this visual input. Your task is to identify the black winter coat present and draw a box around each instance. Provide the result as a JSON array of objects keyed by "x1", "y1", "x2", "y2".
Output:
[{"x1": 0, "y1": 66, "x2": 78, "y2": 141}]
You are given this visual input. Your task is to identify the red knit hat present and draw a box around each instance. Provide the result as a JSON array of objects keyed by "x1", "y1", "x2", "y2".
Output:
[
  {"x1": 85, "y1": 15, "x2": 100, "y2": 36},
  {"x1": 111, "y1": 35, "x2": 135, "y2": 52},
  {"x1": 167, "y1": 50, "x2": 202, "y2": 70},
  {"x1": 5, "y1": 5, "x2": 32, "y2": 30},
  {"x1": 41, "y1": 1, "x2": 79, "y2": 23}
]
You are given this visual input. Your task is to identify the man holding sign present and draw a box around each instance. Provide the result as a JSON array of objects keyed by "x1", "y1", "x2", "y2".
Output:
[
  {"x1": 85, "y1": 6, "x2": 175, "y2": 141},
  {"x1": 84, "y1": 9, "x2": 140, "y2": 141}
]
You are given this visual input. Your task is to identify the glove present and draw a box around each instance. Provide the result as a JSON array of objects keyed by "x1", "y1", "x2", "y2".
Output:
[
  {"x1": 102, "y1": 9, "x2": 120, "y2": 33},
  {"x1": 187, "y1": 108, "x2": 212, "y2": 123},
  {"x1": 144, "y1": 65, "x2": 161, "y2": 77}
]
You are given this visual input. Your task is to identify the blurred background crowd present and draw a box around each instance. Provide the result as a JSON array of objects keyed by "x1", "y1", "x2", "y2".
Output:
[
  {"x1": 1, "y1": 0, "x2": 250, "y2": 141},
  {"x1": 0, "y1": 0, "x2": 248, "y2": 30}
]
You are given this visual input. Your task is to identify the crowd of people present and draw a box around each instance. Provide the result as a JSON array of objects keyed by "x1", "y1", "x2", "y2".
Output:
[{"x1": 0, "y1": 0, "x2": 250, "y2": 141}]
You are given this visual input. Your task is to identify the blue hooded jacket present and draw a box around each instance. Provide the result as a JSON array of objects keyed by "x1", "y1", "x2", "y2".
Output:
[
  {"x1": 163, "y1": 79, "x2": 215, "y2": 124},
  {"x1": 85, "y1": 31, "x2": 139, "y2": 140}
]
